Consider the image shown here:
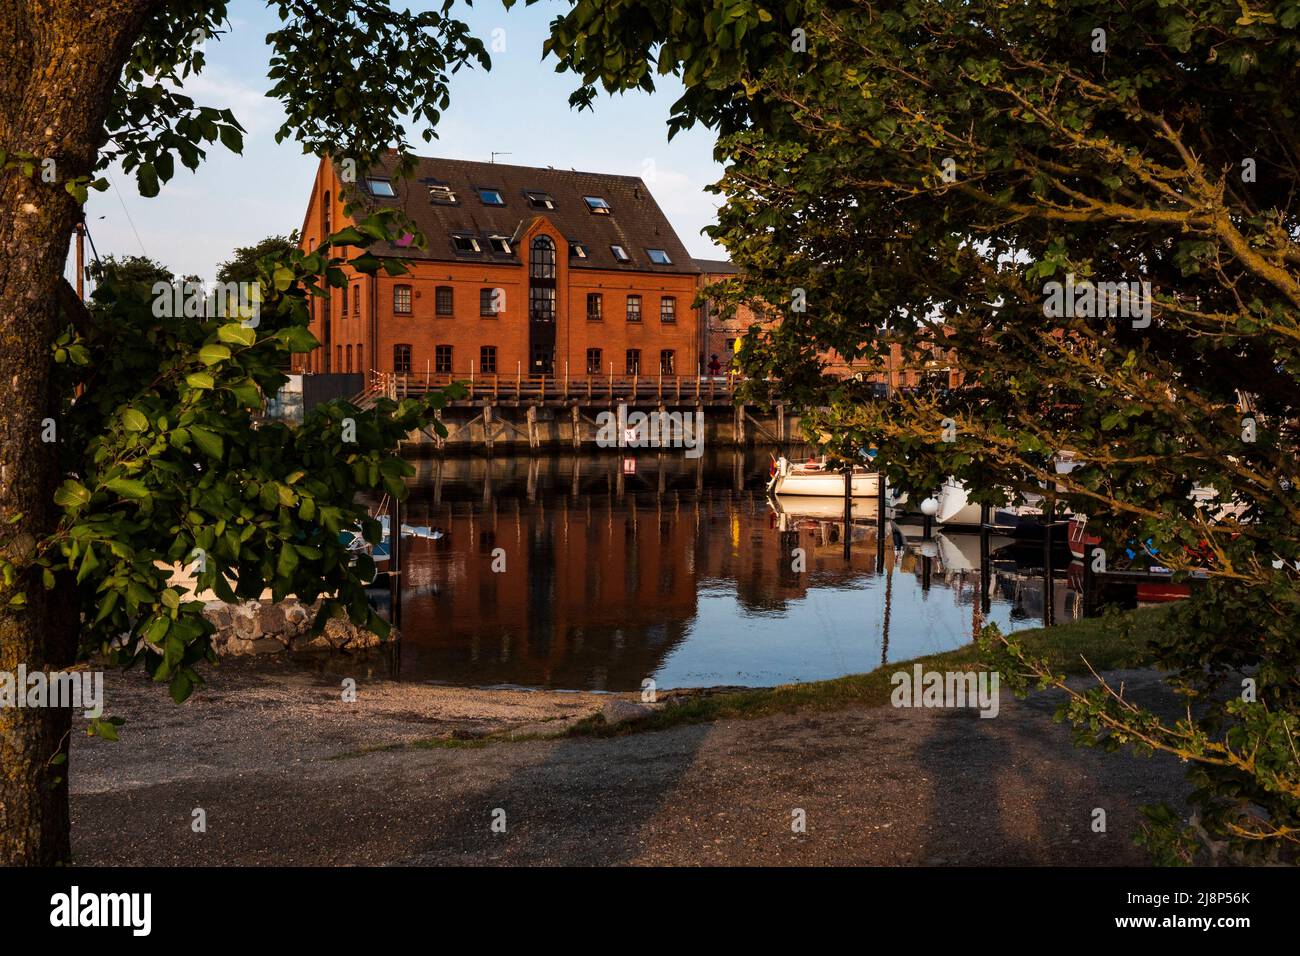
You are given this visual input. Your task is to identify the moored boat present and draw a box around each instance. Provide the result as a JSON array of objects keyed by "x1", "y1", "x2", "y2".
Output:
[{"x1": 767, "y1": 456, "x2": 881, "y2": 497}]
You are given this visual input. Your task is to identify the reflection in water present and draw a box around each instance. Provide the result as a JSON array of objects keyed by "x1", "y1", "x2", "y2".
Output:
[{"x1": 387, "y1": 451, "x2": 1080, "y2": 691}]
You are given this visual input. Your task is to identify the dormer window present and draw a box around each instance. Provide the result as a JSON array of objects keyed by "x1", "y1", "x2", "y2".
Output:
[
  {"x1": 570, "y1": 243, "x2": 589, "y2": 260},
  {"x1": 610, "y1": 245, "x2": 630, "y2": 262},
  {"x1": 583, "y1": 195, "x2": 611, "y2": 215},
  {"x1": 525, "y1": 191, "x2": 556, "y2": 210},
  {"x1": 487, "y1": 235, "x2": 512, "y2": 255},
  {"x1": 366, "y1": 178, "x2": 395, "y2": 197},
  {"x1": 428, "y1": 183, "x2": 457, "y2": 204},
  {"x1": 647, "y1": 248, "x2": 672, "y2": 265},
  {"x1": 478, "y1": 188, "x2": 505, "y2": 206},
  {"x1": 452, "y1": 234, "x2": 481, "y2": 253}
]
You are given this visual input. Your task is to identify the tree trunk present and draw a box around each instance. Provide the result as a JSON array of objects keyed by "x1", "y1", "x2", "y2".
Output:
[{"x1": 0, "y1": 0, "x2": 158, "y2": 866}]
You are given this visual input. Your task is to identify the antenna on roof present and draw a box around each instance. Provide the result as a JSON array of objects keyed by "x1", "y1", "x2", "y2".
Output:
[{"x1": 490, "y1": 151, "x2": 512, "y2": 164}]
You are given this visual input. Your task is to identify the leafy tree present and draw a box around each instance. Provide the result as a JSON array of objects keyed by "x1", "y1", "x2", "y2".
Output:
[
  {"x1": 538, "y1": 0, "x2": 1300, "y2": 861},
  {"x1": 0, "y1": 1, "x2": 486, "y2": 865},
  {"x1": 216, "y1": 234, "x2": 300, "y2": 287}
]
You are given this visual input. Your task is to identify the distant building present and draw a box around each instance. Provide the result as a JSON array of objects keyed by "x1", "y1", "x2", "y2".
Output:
[
  {"x1": 295, "y1": 153, "x2": 703, "y2": 382},
  {"x1": 693, "y1": 258, "x2": 771, "y2": 369},
  {"x1": 693, "y1": 259, "x2": 962, "y2": 393}
]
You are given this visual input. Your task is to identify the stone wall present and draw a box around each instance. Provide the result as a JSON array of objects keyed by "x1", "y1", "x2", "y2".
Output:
[{"x1": 202, "y1": 598, "x2": 386, "y2": 656}]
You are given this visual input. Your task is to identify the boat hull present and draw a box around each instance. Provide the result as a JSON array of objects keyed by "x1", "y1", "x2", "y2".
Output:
[{"x1": 770, "y1": 472, "x2": 880, "y2": 497}]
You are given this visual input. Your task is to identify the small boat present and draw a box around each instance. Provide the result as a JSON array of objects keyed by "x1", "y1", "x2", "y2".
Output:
[
  {"x1": 931, "y1": 479, "x2": 1023, "y2": 529},
  {"x1": 1068, "y1": 515, "x2": 1100, "y2": 560},
  {"x1": 768, "y1": 456, "x2": 881, "y2": 497},
  {"x1": 1137, "y1": 580, "x2": 1192, "y2": 603}
]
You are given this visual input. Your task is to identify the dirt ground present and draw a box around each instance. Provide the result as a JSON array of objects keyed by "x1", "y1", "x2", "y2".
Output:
[{"x1": 69, "y1": 655, "x2": 1191, "y2": 866}]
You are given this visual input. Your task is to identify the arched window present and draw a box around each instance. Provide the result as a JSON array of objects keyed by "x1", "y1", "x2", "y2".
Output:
[{"x1": 529, "y1": 235, "x2": 555, "y2": 279}]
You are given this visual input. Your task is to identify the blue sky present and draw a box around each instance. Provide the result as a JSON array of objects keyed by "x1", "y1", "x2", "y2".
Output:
[{"x1": 78, "y1": 0, "x2": 727, "y2": 284}]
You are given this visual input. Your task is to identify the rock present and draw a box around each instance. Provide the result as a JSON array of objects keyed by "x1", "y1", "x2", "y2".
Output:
[
  {"x1": 257, "y1": 603, "x2": 288, "y2": 636},
  {"x1": 230, "y1": 602, "x2": 262, "y2": 642},
  {"x1": 284, "y1": 602, "x2": 311, "y2": 634},
  {"x1": 201, "y1": 597, "x2": 384, "y2": 657},
  {"x1": 600, "y1": 699, "x2": 657, "y2": 726},
  {"x1": 204, "y1": 602, "x2": 232, "y2": 631}
]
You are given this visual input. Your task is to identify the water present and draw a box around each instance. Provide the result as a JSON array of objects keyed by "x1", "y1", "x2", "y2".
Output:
[{"x1": 384, "y1": 450, "x2": 1081, "y2": 691}]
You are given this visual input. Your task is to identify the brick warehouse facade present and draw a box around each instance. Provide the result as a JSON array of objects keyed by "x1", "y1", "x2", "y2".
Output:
[{"x1": 294, "y1": 154, "x2": 707, "y2": 384}]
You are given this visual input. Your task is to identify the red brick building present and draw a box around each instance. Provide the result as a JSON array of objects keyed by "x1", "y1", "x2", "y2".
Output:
[
  {"x1": 295, "y1": 154, "x2": 704, "y2": 384},
  {"x1": 693, "y1": 259, "x2": 962, "y2": 393}
]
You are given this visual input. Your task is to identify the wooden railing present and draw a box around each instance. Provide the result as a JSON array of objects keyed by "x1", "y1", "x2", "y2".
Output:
[{"x1": 353, "y1": 371, "x2": 743, "y2": 406}]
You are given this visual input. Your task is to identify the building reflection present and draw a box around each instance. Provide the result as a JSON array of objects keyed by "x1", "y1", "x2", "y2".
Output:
[{"x1": 389, "y1": 451, "x2": 1080, "y2": 690}]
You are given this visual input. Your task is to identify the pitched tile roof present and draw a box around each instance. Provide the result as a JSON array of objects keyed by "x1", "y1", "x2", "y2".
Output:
[
  {"x1": 692, "y1": 257, "x2": 739, "y2": 275},
  {"x1": 350, "y1": 154, "x2": 698, "y2": 275}
]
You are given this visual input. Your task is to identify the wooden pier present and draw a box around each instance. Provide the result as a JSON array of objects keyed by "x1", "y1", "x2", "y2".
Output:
[{"x1": 347, "y1": 372, "x2": 799, "y2": 452}]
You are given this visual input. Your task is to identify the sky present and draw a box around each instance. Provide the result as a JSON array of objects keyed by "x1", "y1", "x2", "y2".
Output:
[{"x1": 77, "y1": 0, "x2": 728, "y2": 285}]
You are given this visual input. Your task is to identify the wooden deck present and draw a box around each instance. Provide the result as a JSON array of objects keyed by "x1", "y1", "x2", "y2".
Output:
[{"x1": 353, "y1": 372, "x2": 744, "y2": 408}]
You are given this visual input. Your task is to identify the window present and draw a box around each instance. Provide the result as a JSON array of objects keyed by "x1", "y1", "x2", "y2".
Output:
[
  {"x1": 393, "y1": 285, "x2": 412, "y2": 314},
  {"x1": 366, "y1": 178, "x2": 394, "y2": 197},
  {"x1": 626, "y1": 295, "x2": 642, "y2": 323},
  {"x1": 586, "y1": 292, "x2": 603, "y2": 322},
  {"x1": 345, "y1": 344, "x2": 353, "y2": 372},
  {"x1": 435, "y1": 345, "x2": 453, "y2": 374},
  {"x1": 529, "y1": 286, "x2": 555, "y2": 322},
  {"x1": 435, "y1": 286, "x2": 453, "y2": 316},
  {"x1": 480, "y1": 346, "x2": 497, "y2": 374},
  {"x1": 647, "y1": 248, "x2": 672, "y2": 265},
  {"x1": 587, "y1": 348, "x2": 603, "y2": 374},
  {"x1": 452, "y1": 234, "x2": 481, "y2": 253},
  {"x1": 531, "y1": 346, "x2": 554, "y2": 375},
  {"x1": 625, "y1": 349, "x2": 641, "y2": 375},
  {"x1": 351, "y1": 284, "x2": 359, "y2": 315},
  {"x1": 610, "y1": 245, "x2": 630, "y2": 262},
  {"x1": 660, "y1": 296, "x2": 676, "y2": 323},
  {"x1": 660, "y1": 350, "x2": 676, "y2": 375},
  {"x1": 480, "y1": 287, "x2": 502, "y2": 316},
  {"x1": 357, "y1": 343, "x2": 363, "y2": 371},
  {"x1": 478, "y1": 188, "x2": 504, "y2": 206},
  {"x1": 487, "y1": 235, "x2": 512, "y2": 255},
  {"x1": 428, "y1": 183, "x2": 457, "y2": 204},
  {"x1": 570, "y1": 242, "x2": 589, "y2": 260},
  {"x1": 530, "y1": 235, "x2": 555, "y2": 278},
  {"x1": 525, "y1": 191, "x2": 555, "y2": 210},
  {"x1": 336, "y1": 345, "x2": 342, "y2": 370},
  {"x1": 394, "y1": 344, "x2": 412, "y2": 373},
  {"x1": 583, "y1": 195, "x2": 611, "y2": 214}
]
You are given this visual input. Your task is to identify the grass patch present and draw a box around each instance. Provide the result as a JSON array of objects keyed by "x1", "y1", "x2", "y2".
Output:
[{"x1": 565, "y1": 604, "x2": 1174, "y2": 739}]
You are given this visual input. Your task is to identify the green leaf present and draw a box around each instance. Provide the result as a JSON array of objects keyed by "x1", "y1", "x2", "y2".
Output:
[
  {"x1": 217, "y1": 323, "x2": 257, "y2": 347},
  {"x1": 76, "y1": 545, "x2": 100, "y2": 585},
  {"x1": 137, "y1": 162, "x2": 160, "y2": 198},
  {"x1": 169, "y1": 669, "x2": 196, "y2": 704},
  {"x1": 198, "y1": 343, "x2": 232, "y2": 365},
  {"x1": 186, "y1": 371, "x2": 215, "y2": 390},
  {"x1": 106, "y1": 477, "x2": 149, "y2": 500},
  {"x1": 121, "y1": 407, "x2": 150, "y2": 432},
  {"x1": 54, "y1": 480, "x2": 92, "y2": 510},
  {"x1": 189, "y1": 426, "x2": 224, "y2": 459}
]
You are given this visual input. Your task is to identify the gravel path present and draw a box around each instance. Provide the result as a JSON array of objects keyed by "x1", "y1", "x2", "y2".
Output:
[{"x1": 69, "y1": 657, "x2": 1191, "y2": 865}]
